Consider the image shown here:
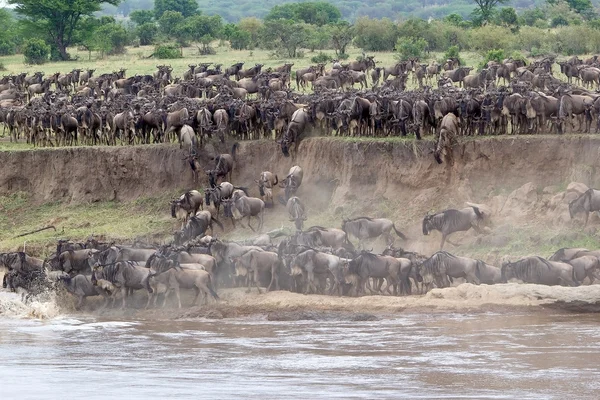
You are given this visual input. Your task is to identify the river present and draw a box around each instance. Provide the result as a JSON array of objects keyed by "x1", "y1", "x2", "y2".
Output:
[{"x1": 1, "y1": 304, "x2": 600, "y2": 399}]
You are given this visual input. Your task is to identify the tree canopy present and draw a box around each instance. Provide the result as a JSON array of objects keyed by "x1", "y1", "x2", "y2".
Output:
[
  {"x1": 265, "y1": 2, "x2": 341, "y2": 26},
  {"x1": 154, "y1": 0, "x2": 199, "y2": 19},
  {"x1": 9, "y1": 0, "x2": 121, "y2": 60}
]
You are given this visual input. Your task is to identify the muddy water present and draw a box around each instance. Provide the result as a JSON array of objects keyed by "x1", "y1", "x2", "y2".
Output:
[{"x1": 1, "y1": 310, "x2": 600, "y2": 399}]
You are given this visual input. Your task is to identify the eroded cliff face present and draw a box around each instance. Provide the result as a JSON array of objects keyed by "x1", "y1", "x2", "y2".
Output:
[{"x1": 0, "y1": 136, "x2": 598, "y2": 211}]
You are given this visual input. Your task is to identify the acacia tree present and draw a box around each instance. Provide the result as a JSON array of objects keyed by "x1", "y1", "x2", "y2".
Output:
[
  {"x1": 9, "y1": 0, "x2": 121, "y2": 61},
  {"x1": 470, "y1": 0, "x2": 509, "y2": 26}
]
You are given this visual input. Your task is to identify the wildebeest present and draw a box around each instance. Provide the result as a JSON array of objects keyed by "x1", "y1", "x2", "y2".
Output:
[
  {"x1": 501, "y1": 257, "x2": 578, "y2": 286},
  {"x1": 342, "y1": 252, "x2": 408, "y2": 296},
  {"x1": 342, "y1": 217, "x2": 407, "y2": 248},
  {"x1": 433, "y1": 112, "x2": 459, "y2": 164},
  {"x1": 58, "y1": 273, "x2": 110, "y2": 309},
  {"x1": 280, "y1": 165, "x2": 303, "y2": 201},
  {"x1": 146, "y1": 257, "x2": 218, "y2": 308},
  {"x1": 223, "y1": 191, "x2": 265, "y2": 232},
  {"x1": 206, "y1": 143, "x2": 238, "y2": 187},
  {"x1": 568, "y1": 189, "x2": 600, "y2": 228},
  {"x1": 232, "y1": 249, "x2": 282, "y2": 293},
  {"x1": 171, "y1": 190, "x2": 204, "y2": 229},
  {"x1": 174, "y1": 210, "x2": 224, "y2": 245},
  {"x1": 290, "y1": 248, "x2": 346, "y2": 294},
  {"x1": 422, "y1": 206, "x2": 484, "y2": 250},
  {"x1": 566, "y1": 255, "x2": 600, "y2": 283},
  {"x1": 281, "y1": 108, "x2": 310, "y2": 158},
  {"x1": 91, "y1": 261, "x2": 153, "y2": 308},
  {"x1": 255, "y1": 171, "x2": 278, "y2": 207},
  {"x1": 286, "y1": 196, "x2": 307, "y2": 231},
  {"x1": 416, "y1": 251, "x2": 482, "y2": 293}
]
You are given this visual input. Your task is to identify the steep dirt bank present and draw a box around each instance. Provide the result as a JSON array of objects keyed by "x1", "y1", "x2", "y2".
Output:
[{"x1": 1, "y1": 136, "x2": 599, "y2": 206}]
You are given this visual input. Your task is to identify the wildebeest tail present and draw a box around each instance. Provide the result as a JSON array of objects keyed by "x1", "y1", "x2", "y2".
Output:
[
  {"x1": 472, "y1": 206, "x2": 483, "y2": 220},
  {"x1": 392, "y1": 224, "x2": 408, "y2": 241},
  {"x1": 144, "y1": 273, "x2": 154, "y2": 293},
  {"x1": 231, "y1": 142, "x2": 239, "y2": 161},
  {"x1": 475, "y1": 260, "x2": 484, "y2": 282},
  {"x1": 207, "y1": 275, "x2": 219, "y2": 300},
  {"x1": 273, "y1": 175, "x2": 279, "y2": 186}
]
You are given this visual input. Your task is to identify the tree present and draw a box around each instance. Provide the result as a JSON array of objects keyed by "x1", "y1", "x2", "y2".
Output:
[
  {"x1": 9, "y1": 0, "x2": 121, "y2": 60},
  {"x1": 354, "y1": 17, "x2": 398, "y2": 52},
  {"x1": 324, "y1": 21, "x2": 353, "y2": 56},
  {"x1": 238, "y1": 17, "x2": 263, "y2": 48},
  {"x1": 260, "y1": 19, "x2": 309, "y2": 58},
  {"x1": 177, "y1": 14, "x2": 223, "y2": 53},
  {"x1": 265, "y1": 2, "x2": 341, "y2": 26},
  {"x1": 159, "y1": 10, "x2": 185, "y2": 38},
  {"x1": 549, "y1": 0, "x2": 596, "y2": 18},
  {"x1": 130, "y1": 9, "x2": 154, "y2": 25},
  {"x1": 154, "y1": 0, "x2": 199, "y2": 19},
  {"x1": 137, "y1": 22, "x2": 158, "y2": 45},
  {"x1": 495, "y1": 7, "x2": 519, "y2": 30},
  {"x1": 470, "y1": 0, "x2": 509, "y2": 26},
  {"x1": 92, "y1": 23, "x2": 129, "y2": 57}
]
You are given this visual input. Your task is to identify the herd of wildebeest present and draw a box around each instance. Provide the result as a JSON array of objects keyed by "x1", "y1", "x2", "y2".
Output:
[
  {"x1": 2, "y1": 150, "x2": 600, "y2": 309},
  {"x1": 2, "y1": 53, "x2": 600, "y2": 162}
]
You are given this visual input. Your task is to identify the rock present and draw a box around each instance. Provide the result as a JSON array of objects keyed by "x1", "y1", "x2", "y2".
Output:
[
  {"x1": 502, "y1": 182, "x2": 538, "y2": 216},
  {"x1": 487, "y1": 234, "x2": 510, "y2": 247},
  {"x1": 489, "y1": 195, "x2": 507, "y2": 215},
  {"x1": 267, "y1": 311, "x2": 378, "y2": 321},
  {"x1": 566, "y1": 182, "x2": 589, "y2": 196},
  {"x1": 549, "y1": 192, "x2": 566, "y2": 210},
  {"x1": 584, "y1": 226, "x2": 598, "y2": 235},
  {"x1": 543, "y1": 185, "x2": 561, "y2": 195}
]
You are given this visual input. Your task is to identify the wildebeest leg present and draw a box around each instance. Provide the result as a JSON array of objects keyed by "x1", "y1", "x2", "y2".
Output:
[
  {"x1": 191, "y1": 287, "x2": 201, "y2": 306},
  {"x1": 254, "y1": 270, "x2": 262, "y2": 294},
  {"x1": 583, "y1": 211, "x2": 590, "y2": 228},
  {"x1": 175, "y1": 285, "x2": 183, "y2": 308},
  {"x1": 76, "y1": 295, "x2": 85, "y2": 310},
  {"x1": 121, "y1": 287, "x2": 127, "y2": 309},
  {"x1": 247, "y1": 216, "x2": 256, "y2": 232}
]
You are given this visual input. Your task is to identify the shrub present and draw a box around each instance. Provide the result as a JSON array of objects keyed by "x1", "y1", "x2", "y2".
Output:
[
  {"x1": 0, "y1": 39, "x2": 14, "y2": 56},
  {"x1": 311, "y1": 51, "x2": 332, "y2": 63},
  {"x1": 137, "y1": 23, "x2": 158, "y2": 46},
  {"x1": 469, "y1": 25, "x2": 514, "y2": 53},
  {"x1": 440, "y1": 45, "x2": 465, "y2": 65},
  {"x1": 154, "y1": 44, "x2": 182, "y2": 59},
  {"x1": 478, "y1": 49, "x2": 505, "y2": 70},
  {"x1": 337, "y1": 52, "x2": 349, "y2": 60},
  {"x1": 23, "y1": 39, "x2": 49, "y2": 65},
  {"x1": 395, "y1": 36, "x2": 427, "y2": 60}
]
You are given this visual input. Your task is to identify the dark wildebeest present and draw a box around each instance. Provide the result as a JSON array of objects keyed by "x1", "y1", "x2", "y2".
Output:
[
  {"x1": 171, "y1": 190, "x2": 204, "y2": 229},
  {"x1": 501, "y1": 257, "x2": 578, "y2": 286},
  {"x1": 206, "y1": 143, "x2": 239, "y2": 187},
  {"x1": 415, "y1": 251, "x2": 482, "y2": 293},
  {"x1": 342, "y1": 217, "x2": 407, "y2": 248},
  {"x1": 422, "y1": 206, "x2": 484, "y2": 250},
  {"x1": 548, "y1": 248, "x2": 591, "y2": 262},
  {"x1": 286, "y1": 196, "x2": 307, "y2": 231},
  {"x1": 569, "y1": 189, "x2": 600, "y2": 228},
  {"x1": 174, "y1": 211, "x2": 224, "y2": 245},
  {"x1": 91, "y1": 261, "x2": 153, "y2": 308},
  {"x1": 57, "y1": 273, "x2": 110, "y2": 309},
  {"x1": 290, "y1": 248, "x2": 346, "y2": 295},
  {"x1": 280, "y1": 165, "x2": 304, "y2": 201},
  {"x1": 281, "y1": 108, "x2": 310, "y2": 159},
  {"x1": 342, "y1": 252, "x2": 407, "y2": 296}
]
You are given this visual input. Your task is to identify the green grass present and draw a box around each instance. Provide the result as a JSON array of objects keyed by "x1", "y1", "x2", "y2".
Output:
[{"x1": 0, "y1": 190, "x2": 181, "y2": 256}]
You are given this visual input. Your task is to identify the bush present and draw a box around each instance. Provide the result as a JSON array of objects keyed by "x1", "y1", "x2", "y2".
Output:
[
  {"x1": 337, "y1": 52, "x2": 349, "y2": 60},
  {"x1": 354, "y1": 17, "x2": 398, "y2": 52},
  {"x1": 439, "y1": 45, "x2": 465, "y2": 65},
  {"x1": 478, "y1": 49, "x2": 505, "y2": 70},
  {"x1": 469, "y1": 25, "x2": 514, "y2": 53},
  {"x1": 395, "y1": 36, "x2": 427, "y2": 60},
  {"x1": 0, "y1": 39, "x2": 14, "y2": 56},
  {"x1": 154, "y1": 44, "x2": 182, "y2": 59},
  {"x1": 23, "y1": 39, "x2": 49, "y2": 65},
  {"x1": 311, "y1": 51, "x2": 332, "y2": 63}
]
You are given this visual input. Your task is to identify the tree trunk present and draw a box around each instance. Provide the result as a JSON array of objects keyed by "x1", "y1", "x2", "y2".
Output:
[{"x1": 56, "y1": 38, "x2": 69, "y2": 61}]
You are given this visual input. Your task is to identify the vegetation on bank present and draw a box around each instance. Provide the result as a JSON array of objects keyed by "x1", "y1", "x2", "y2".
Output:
[{"x1": 2, "y1": 0, "x2": 600, "y2": 65}]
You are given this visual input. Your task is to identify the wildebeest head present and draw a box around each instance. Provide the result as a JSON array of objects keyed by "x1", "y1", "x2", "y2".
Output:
[
  {"x1": 222, "y1": 198, "x2": 234, "y2": 218},
  {"x1": 500, "y1": 262, "x2": 514, "y2": 283},
  {"x1": 206, "y1": 170, "x2": 217, "y2": 188},
  {"x1": 422, "y1": 213, "x2": 433, "y2": 235}
]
